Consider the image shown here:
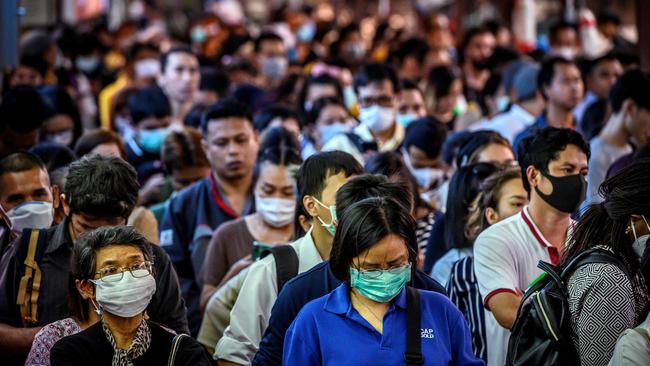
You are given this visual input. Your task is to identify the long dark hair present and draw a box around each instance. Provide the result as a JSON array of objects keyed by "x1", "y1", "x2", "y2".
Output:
[{"x1": 562, "y1": 159, "x2": 650, "y2": 271}]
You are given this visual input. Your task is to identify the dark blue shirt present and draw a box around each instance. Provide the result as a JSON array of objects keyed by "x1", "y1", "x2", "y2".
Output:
[
  {"x1": 283, "y1": 283, "x2": 483, "y2": 366},
  {"x1": 423, "y1": 211, "x2": 447, "y2": 274},
  {"x1": 160, "y1": 175, "x2": 252, "y2": 335},
  {"x1": 512, "y1": 113, "x2": 548, "y2": 153},
  {"x1": 253, "y1": 261, "x2": 446, "y2": 365}
]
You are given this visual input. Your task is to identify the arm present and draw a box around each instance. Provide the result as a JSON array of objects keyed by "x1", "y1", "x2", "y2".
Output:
[
  {"x1": 282, "y1": 318, "x2": 321, "y2": 365},
  {"x1": 486, "y1": 291, "x2": 523, "y2": 330},
  {"x1": 215, "y1": 258, "x2": 278, "y2": 365},
  {"x1": 201, "y1": 256, "x2": 252, "y2": 313},
  {"x1": 200, "y1": 230, "x2": 233, "y2": 312},
  {"x1": 450, "y1": 309, "x2": 485, "y2": 366},
  {"x1": 0, "y1": 323, "x2": 41, "y2": 355}
]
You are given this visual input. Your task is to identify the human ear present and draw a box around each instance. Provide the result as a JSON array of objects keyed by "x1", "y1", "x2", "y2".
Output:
[
  {"x1": 485, "y1": 207, "x2": 500, "y2": 225},
  {"x1": 75, "y1": 279, "x2": 95, "y2": 300}
]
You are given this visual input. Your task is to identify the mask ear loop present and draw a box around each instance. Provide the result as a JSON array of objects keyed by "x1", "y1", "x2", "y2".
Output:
[
  {"x1": 631, "y1": 217, "x2": 639, "y2": 242},
  {"x1": 642, "y1": 215, "x2": 650, "y2": 232},
  {"x1": 91, "y1": 298, "x2": 102, "y2": 316}
]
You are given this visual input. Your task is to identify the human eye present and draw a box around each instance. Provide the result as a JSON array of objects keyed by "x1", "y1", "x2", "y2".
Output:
[{"x1": 99, "y1": 267, "x2": 118, "y2": 277}]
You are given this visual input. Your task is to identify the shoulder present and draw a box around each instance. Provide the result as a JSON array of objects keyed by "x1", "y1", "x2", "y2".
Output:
[
  {"x1": 170, "y1": 178, "x2": 210, "y2": 207},
  {"x1": 284, "y1": 262, "x2": 328, "y2": 289},
  {"x1": 213, "y1": 217, "x2": 247, "y2": 238},
  {"x1": 567, "y1": 262, "x2": 631, "y2": 291},
  {"x1": 417, "y1": 289, "x2": 463, "y2": 322},
  {"x1": 475, "y1": 214, "x2": 522, "y2": 248},
  {"x1": 52, "y1": 321, "x2": 104, "y2": 352}
]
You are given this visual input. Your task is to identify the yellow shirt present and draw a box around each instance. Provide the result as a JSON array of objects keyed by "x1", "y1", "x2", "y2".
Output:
[{"x1": 98, "y1": 73, "x2": 129, "y2": 130}]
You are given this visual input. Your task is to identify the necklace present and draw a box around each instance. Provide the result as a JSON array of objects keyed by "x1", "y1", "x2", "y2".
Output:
[{"x1": 352, "y1": 291, "x2": 384, "y2": 326}]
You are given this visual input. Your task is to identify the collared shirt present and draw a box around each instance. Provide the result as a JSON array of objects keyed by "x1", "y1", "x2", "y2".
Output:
[
  {"x1": 513, "y1": 111, "x2": 578, "y2": 152},
  {"x1": 574, "y1": 91, "x2": 598, "y2": 125},
  {"x1": 473, "y1": 206, "x2": 566, "y2": 366},
  {"x1": 283, "y1": 283, "x2": 483, "y2": 366},
  {"x1": 321, "y1": 122, "x2": 405, "y2": 164},
  {"x1": 214, "y1": 229, "x2": 322, "y2": 364},
  {"x1": 0, "y1": 218, "x2": 189, "y2": 346},
  {"x1": 254, "y1": 261, "x2": 447, "y2": 365},
  {"x1": 479, "y1": 104, "x2": 536, "y2": 143},
  {"x1": 431, "y1": 247, "x2": 472, "y2": 286},
  {"x1": 160, "y1": 175, "x2": 253, "y2": 335}
]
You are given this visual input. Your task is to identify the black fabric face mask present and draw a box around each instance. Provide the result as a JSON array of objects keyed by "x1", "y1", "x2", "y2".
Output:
[{"x1": 534, "y1": 170, "x2": 586, "y2": 214}]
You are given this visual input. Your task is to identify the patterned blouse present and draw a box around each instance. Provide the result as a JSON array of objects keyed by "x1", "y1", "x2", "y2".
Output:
[
  {"x1": 26, "y1": 317, "x2": 81, "y2": 366},
  {"x1": 567, "y1": 252, "x2": 649, "y2": 366}
]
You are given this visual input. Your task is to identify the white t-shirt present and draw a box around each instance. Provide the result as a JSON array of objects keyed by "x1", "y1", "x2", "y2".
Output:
[{"x1": 473, "y1": 206, "x2": 563, "y2": 366}]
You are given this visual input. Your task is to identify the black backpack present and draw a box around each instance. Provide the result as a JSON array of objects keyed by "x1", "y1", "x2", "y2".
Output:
[
  {"x1": 261, "y1": 245, "x2": 299, "y2": 292},
  {"x1": 506, "y1": 248, "x2": 631, "y2": 366}
]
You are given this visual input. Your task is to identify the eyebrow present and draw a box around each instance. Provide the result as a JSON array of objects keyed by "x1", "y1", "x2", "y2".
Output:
[
  {"x1": 99, "y1": 254, "x2": 144, "y2": 266},
  {"x1": 362, "y1": 253, "x2": 407, "y2": 267}
]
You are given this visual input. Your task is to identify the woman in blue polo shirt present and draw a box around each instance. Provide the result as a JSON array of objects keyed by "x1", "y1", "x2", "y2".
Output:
[{"x1": 283, "y1": 196, "x2": 483, "y2": 365}]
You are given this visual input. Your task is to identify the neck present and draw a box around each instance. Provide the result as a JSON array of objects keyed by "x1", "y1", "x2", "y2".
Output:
[
  {"x1": 102, "y1": 313, "x2": 144, "y2": 350},
  {"x1": 310, "y1": 225, "x2": 332, "y2": 260},
  {"x1": 528, "y1": 197, "x2": 572, "y2": 249},
  {"x1": 519, "y1": 99, "x2": 542, "y2": 117},
  {"x1": 171, "y1": 99, "x2": 191, "y2": 120},
  {"x1": 78, "y1": 305, "x2": 102, "y2": 330},
  {"x1": 370, "y1": 123, "x2": 396, "y2": 144},
  {"x1": 350, "y1": 288, "x2": 390, "y2": 316},
  {"x1": 599, "y1": 111, "x2": 630, "y2": 147},
  {"x1": 546, "y1": 103, "x2": 574, "y2": 129}
]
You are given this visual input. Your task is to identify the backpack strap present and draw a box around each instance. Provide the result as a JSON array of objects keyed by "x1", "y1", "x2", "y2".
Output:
[
  {"x1": 15, "y1": 228, "x2": 48, "y2": 326},
  {"x1": 261, "y1": 245, "x2": 299, "y2": 292},
  {"x1": 561, "y1": 248, "x2": 631, "y2": 279},
  {"x1": 167, "y1": 333, "x2": 189, "y2": 366},
  {"x1": 405, "y1": 286, "x2": 424, "y2": 366}
]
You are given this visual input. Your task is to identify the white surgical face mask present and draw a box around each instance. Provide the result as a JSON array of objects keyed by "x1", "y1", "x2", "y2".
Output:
[
  {"x1": 359, "y1": 105, "x2": 395, "y2": 132},
  {"x1": 319, "y1": 122, "x2": 352, "y2": 146},
  {"x1": 45, "y1": 130, "x2": 74, "y2": 146},
  {"x1": 261, "y1": 56, "x2": 288, "y2": 81},
  {"x1": 402, "y1": 150, "x2": 446, "y2": 190},
  {"x1": 255, "y1": 195, "x2": 295, "y2": 228},
  {"x1": 7, "y1": 201, "x2": 53, "y2": 235},
  {"x1": 134, "y1": 58, "x2": 161, "y2": 79},
  {"x1": 91, "y1": 269, "x2": 156, "y2": 318},
  {"x1": 631, "y1": 215, "x2": 650, "y2": 258}
]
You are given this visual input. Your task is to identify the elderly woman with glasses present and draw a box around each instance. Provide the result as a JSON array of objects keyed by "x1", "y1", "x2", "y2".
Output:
[{"x1": 50, "y1": 226, "x2": 210, "y2": 366}]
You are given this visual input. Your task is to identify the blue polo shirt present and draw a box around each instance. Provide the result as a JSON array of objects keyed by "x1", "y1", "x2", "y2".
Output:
[
  {"x1": 253, "y1": 261, "x2": 446, "y2": 365},
  {"x1": 283, "y1": 283, "x2": 483, "y2": 366}
]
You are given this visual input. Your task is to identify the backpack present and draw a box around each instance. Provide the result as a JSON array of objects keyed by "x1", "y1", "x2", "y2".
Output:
[
  {"x1": 506, "y1": 248, "x2": 631, "y2": 366},
  {"x1": 261, "y1": 245, "x2": 299, "y2": 292},
  {"x1": 14, "y1": 228, "x2": 49, "y2": 326}
]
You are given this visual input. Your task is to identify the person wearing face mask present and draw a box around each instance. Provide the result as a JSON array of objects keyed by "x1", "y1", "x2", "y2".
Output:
[
  {"x1": 0, "y1": 153, "x2": 55, "y2": 235},
  {"x1": 583, "y1": 70, "x2": 650, "y2": 209},
  {"x1": 473, "y1": 127, "x2": 590, "y2": 366},
  {"x1": 396, "y1": 79, "x2": 428, "y2": 128},
  {"x1": 559, "y1": 159, "x2": 650, "y2": 366},
  {"x1": 0, "y1": 155, "x2": 188, "y2": 366},
  {"x1": 323, "y1": 62, "x2": 404, "y2": 164},
  {"x1": 255, "y1": 33, "x2": 289, "y2": 90},
  {"x1": 38, "y1": 85, "x2": 83, "y2": 149},
  {"x1": 308, "y1": 97, "x2": 356, "y2": 150},
  {"x1": 200, "y1": 127, "x2": 302, "y2": 311},
  {"x1": 125, "y1": 85, "x2": 172, "y2": 184},
  {"x1": 49, "y1": 226, "x2": 211, "y2": 365},
  {"x1": 283, "y1": 197, "x2": 482, "y2": 365},
  {"x1": 214, "y1": 151, "x2": 361, "y2": 366}
]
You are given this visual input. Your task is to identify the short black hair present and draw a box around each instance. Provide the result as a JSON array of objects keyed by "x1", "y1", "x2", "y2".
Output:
[
  {"x1": 65, "y1": 155, "x2": 139, "y2": 219},
  {"x1": 254, "y1": 32, "x2": 284, "y2": 52},
  {"x1": 580, "y1": 52, "x2": 620, "y2": 77},
  {"x1": 298, "y1": 74, "x2": 343, "y2": 114},
  {"x1": 29, "y1": 143, "x2": 77, "y2": 173},
  {"x1": 183, "y1": 103, "x2": 208, "y2": 129},
  {"x1": 253, "y1": 104, "x2": 302, "y2": 132},
  {"x1": 517, "y1": 127, "x2": 590, "y2": 192},
  {"x1": 0, "y1": 86, "x2": 48, "y2": 133},
  {"x1": 128, "y1": 85, "x2": 172, "y2": 125},
  {"x1": 70, "y1": 225, "x2": 153, "y2": 323},
  {"x1": 73, "y1": 130, "x2": 126, "y2": 159},
  {"x1": 456, "y1": 130, "x2": 511, "y2": 167},
  {"x1": 200, "y1": 67, "x2": 230, "y2": 98},
  {"x1": 549, "y1": 21, "x2": 578, "y2": 45},
  {"x1": 537, "y1": 56, "x2": 578, "y2": 98},
  {"x1": 127, "y1": 42, "x2": 159, "y2": 64},
  {"x1": 38, "y1": 85, "x2": 83, "y2": 143},
  {"x1": 353, "y1": 62, "x2": 400, "y2": 95},
  {"x1": 609, "y1": 69, "x2": 650, "y2": 113},
  {"x1": 458, "y1": 26, "x2": 493, "y2": 64},
  {"x1": 19, "y1": 55, "x2": 48, "y2": 77},
  {"x1": 363, "y1": 153, "x2": 421, "y2": 211},
  {"x1": 296, "y1": 151, "x2": 362, "y2": 200},
  {"x1": 0, "y1": 152, "x2": 47, "y2": 177},
  {"x1": 336, "y1": 174, "x2": 412, "y2": 219},
  {"x1": 160, "y1": 45, "x2": 196, "y2": 73},
  {"x1": 426, "y1": 65, "x2": 462, "y2": 99},
  {"x1": 597, "y1": 11, "x2": 621, "y2": 26},
  {"x1": 444, "y1": 162, "x2": 500, "y2": 251},
  {"x1": 329, "y1": 196, "x2": 418, "y2": 283},
  {"x1": 403, "y1": 117, "x2": 447, "y2": 159},
  {"x1": 394, "y1": 37, "x2": 430, "y2": 66},
  {"x1": 200, "y1": 98, "x2": 253, "y2": 135},
  {"x1": 307, "y1": 96, "x2": 345, "y2": 126},
  {"x1": 400, "y1": 78, "x2": 422, "y2": 92}
]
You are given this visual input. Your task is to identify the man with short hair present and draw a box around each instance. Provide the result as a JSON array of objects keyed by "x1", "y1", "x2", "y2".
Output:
[
  {"x1": 323, "y1": 62, "x2": 404, "y2": 163},
  {"x1": 396, "y1": 79, "x2": 428, "y2": 128},
  {"x1": 214, "y1": 151, "x2": 362, "y2": 366},
  {"x1": 575, "y1": 53, "x2": 623, "y2": 124},
  {"x1": 159, "y1": 45, "x2": 201, "y2": 123},
  {"x1": 160, "y1": 98, "x2": 259, "y2": 335},
  {"x1": 548, "y1": 21, "x2": 581, "y2": 59},
  {"x1": 0, "y1": 155, "x2": 188, "y2": 365},
  {"x1": 514, "y1": 57, "x2": 584, "y2": 148},
  {"x1": 0, "y1": 86, "x2": 48, "y2": 158},
  {"x1": 0, "y1": 153, "x2": 54, "y2": 234},
  {"x1": 253, "y1": 174, "x2": 447, "y2": 365},
  {"x1": 474, "y1": 127, "x2": 590, "y2": 366},
  {"x1": 460, "y1": 27, "x2": 496, "y2": 103},
  {"x1": 255, "y1": 32, "x2": 288, "y2": 90}
]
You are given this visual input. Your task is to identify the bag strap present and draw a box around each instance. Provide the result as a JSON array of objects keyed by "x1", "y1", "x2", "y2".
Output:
[
  {"x1": 561, "y1": 248, "x2": 631, "y2": 279},
  {"x1": 16, "y1": 229, "x2": 47, "y2": 326},
  {"x1": 167, "y1": 333, "x2": 189, "y2": 366},
  {"x1": 405, "y1": 286, "x2": 424, "y2": 366},
  {"x1": 261, "y1": 245, "x2": 299, "y2": 292}
]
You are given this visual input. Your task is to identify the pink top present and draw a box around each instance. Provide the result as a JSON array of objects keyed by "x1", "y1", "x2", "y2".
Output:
[{"x1": 26, "y1": 317, "x2": 81, "y2": 366}]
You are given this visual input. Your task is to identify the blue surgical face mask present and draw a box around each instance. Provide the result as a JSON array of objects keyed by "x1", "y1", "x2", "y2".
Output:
[
  {"x1": 395, "y1": 113, "x2": 419, "y2": 128},
  {"x1": 297, "y1": 21, "x2": 316, "y2": 43},
  {"x1": 350, "y1": 263, "x2": 412, "y2": 303},
  {"x1": 138, "y1": 128, "x2": 169, "y2": 154},
  {"x1": 319, "y1": 122, "x2": 351, "y2": 146},
  {"x1": 313, "y1": 197, "x2": 336, "y2": 236}
]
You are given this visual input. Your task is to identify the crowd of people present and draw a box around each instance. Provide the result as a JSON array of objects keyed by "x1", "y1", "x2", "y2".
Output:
[{"x1": 0, "y1": 1, "x2": 649, "y2": 365}]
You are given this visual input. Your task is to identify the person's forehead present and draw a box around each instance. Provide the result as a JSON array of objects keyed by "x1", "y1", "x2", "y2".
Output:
[
  {"x1": 399, "y1": 89, "x2": 424, "y2": 102},
  {"x1": 166, "y1": 52, "x2": 198, "y2": 67},
  {"x1": 553, "y1": 63, "x2": 580, "y2": 78},
  {"x1": 550, "y1": 145, "x2": 588, "y2": 166},
  {"x1": 2, "y1": 167, "x2": 48, "y2": 187},
  {"x1": 260, "y1": 40, "x2": 285, "y2": 52},
  {"x1": 258, "y1": 163, "x2": 295, "y2": 185},
  {"x1": 95, "y1": 245, "x2": 144, "y2": 266},
  {"x1": 357, "y1": 234, "x2": 408, "y2": 263},
  {"x1": 207, "y1": 117, "x2": 254, "y2": 137},
  {"x1": 357, "y1": 80, "x2": 394, "y2": 96}
]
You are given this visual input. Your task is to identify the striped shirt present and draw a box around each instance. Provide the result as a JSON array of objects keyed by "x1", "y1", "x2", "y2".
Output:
[
  {"x1": 416, "y1": 210, "x2": 436, "y2": 251},
  {"x1": 447, "y1": 256, "x2": 487, "y2": 362}
]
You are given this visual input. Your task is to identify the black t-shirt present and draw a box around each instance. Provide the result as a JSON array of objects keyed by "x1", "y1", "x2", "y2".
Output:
[{"x1": 50, "y1": 321, "x2": 211, "y2": 366}]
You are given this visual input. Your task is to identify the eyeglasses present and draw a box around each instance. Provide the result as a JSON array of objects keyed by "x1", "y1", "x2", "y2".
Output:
[
  {"x1": 94, "y1": 261, "x2": 153, "y2": 282},
  {"x1": 354, "y1": 264, "x2": 410, "y2": 279}
]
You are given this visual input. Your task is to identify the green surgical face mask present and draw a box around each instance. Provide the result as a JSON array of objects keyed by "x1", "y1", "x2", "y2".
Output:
[
  {"x1": 350, "y1": 263, "x2": 412, "y2": 303},
  {"x1": 313, "y1": 197, "x2": 337, "y2": 236}
]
